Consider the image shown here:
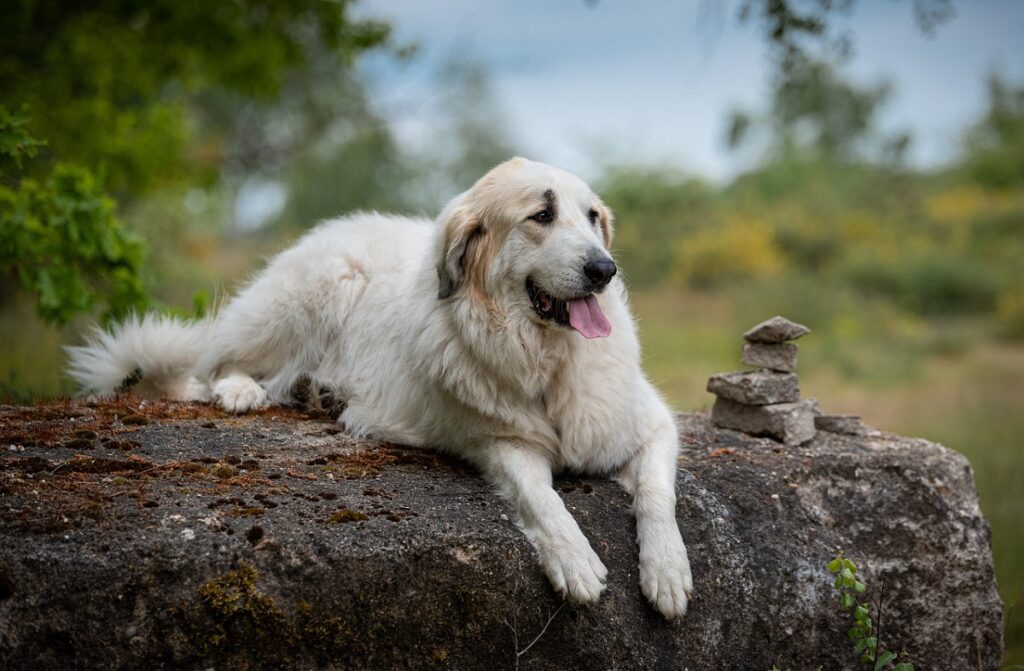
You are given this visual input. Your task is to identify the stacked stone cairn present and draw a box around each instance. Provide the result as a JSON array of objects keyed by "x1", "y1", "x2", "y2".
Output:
[{"x1": 707, "y1": 316, "x2": 818, "y2": 446}]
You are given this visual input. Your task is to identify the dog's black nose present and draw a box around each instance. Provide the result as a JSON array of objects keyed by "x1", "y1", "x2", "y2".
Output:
[{"x1": 584, "y1": 258, "x2": 617, "y2": 287}]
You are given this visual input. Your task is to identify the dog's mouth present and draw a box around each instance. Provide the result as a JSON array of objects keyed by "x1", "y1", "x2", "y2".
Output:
[{"x1": 526, "y1": 278, "x2": 612, "y2": 339}]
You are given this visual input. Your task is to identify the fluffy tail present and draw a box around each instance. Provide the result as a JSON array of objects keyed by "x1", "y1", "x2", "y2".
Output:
[{"x1": 66, "y1": 314, "x2": 212, "y2": 400}]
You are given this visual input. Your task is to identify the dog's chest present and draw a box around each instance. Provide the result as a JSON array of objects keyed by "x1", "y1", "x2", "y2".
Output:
[{"x1": 542, "y1": 375, "x2": 636, "y2": 473}]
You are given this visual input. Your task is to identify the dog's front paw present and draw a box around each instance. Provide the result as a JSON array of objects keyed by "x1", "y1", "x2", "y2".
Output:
[
  {"x1": 539, "y1": 540, "x2": 608, "y2": 604},
  {"x1": 639, "y1": 537, "x2": 693, "y2": 619},
  {"x1": 213, "y1": 375, "x2": 268, "y2": 413}
]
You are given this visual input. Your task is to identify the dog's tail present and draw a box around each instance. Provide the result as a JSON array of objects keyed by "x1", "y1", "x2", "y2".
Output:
[{"x1": 66, "y1": 313, "x2": 212, "y2": 400}]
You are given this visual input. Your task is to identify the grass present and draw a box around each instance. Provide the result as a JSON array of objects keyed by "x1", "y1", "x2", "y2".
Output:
[{"x1": 631, "y1": 285, "x2": 1024, "y2": 666}]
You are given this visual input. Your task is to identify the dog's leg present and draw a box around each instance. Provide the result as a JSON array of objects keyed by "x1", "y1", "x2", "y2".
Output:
[
  {"x1": 211, "y1": 369, "x2": 268, "y2": 413},
  {"x1": 480, "y1": 444, "x2": 608, "y2": 604},
  {"x1": 616, "y1": 399, "x2": 693, "y2": 619}
]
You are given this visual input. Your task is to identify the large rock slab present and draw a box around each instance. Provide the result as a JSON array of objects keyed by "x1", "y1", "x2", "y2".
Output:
[{"x1": 0, "y1": 401, "x2": 1004, "y2": 670}]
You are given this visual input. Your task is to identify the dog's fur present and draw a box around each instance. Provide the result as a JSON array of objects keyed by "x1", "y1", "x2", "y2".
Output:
[{"x1": 67, "y1": 158, "x2": 693, "y2": 617}]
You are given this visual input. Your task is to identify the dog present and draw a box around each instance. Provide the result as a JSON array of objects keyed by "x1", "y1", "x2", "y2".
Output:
[{"x1": 67, "y1": 158, "x2": 694, "y2": 617}]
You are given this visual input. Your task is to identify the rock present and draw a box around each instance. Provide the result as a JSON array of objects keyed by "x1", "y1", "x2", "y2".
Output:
[
  {"x1": 706, "y1": 370, "x2": 800, "y2": 405},
  {"x1": 815, "y1": 414, "x2": 869, "y2": 436},
  {"x1": 0, "y1": 401, "x2": 1004, "y2": 670},
  {"x1": 741, "y1": 342, "x2": 798, "y2": 372},
  {"x1": 743, "y1": 316, "x2": 811, "y2": 344},
  {"x1": 711, "y1": 397, "x2": 817, "y2": 445}
]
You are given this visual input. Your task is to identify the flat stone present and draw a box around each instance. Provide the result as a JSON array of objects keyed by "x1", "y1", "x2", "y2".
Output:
[
  {"x1": 743, "y1": 316, "x2": 811, "y2": 344},
  {"x1": 706, "y1": 370, "x2": 800, "y2": 405},
  {"x1": 711, "y1": 397, "x2": 817, "y2": 445},
  {"x1": 815, "y1": 414, "x2": 869, "y2": 435},
  {"x1": 741, "y1": 342, "x2": 798, "y2": 372}
]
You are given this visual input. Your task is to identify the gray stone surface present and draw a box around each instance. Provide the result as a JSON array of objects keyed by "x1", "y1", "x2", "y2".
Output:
[
  {"x1": 711, "y1": 397, "x2": 818, "y2": 445},
  {"x1": 0, "y1": 401, "x2": 1004, "y2": 670},
  {"x1": 816, "y1": 414, "x2": 870, "y2": 436},
  {"x1": 744, "y1": 316, "x2": 811, "y2": 344},
  {"x1": 706, "y1": 370, "x2": 800, "y2": 405},
  {"x1": 742, "y1": 342, "x2": 799, "y2": 372}
]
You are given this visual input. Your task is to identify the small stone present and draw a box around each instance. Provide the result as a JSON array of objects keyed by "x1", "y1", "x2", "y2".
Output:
[
  {"x1": 711, "y1": 397, "x2": 817, "y2": 446},
  {"x1": 815, "y1": 414, "x2": 868, "y2": 435},
  {"x1": 742, "y1": 342, "x2": 798, "y2": 372},
  {"x1": 706, "y1": 370, "x2": 800, "y2": 405},
  {"x1": 743, "y1": 316, "x2": 811, "y2": 344},
  {"x1": 805, "y1": 397, "x2": 823, "y2": 415}
]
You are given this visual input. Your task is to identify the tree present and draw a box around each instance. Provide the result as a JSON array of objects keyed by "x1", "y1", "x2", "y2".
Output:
[
  {"x1": 0, "y1": 107, "x2": 146, "y2": 325},
  {"x1": 962, "y1": 75, "x2": 1024, "y2": 188},
  {"x1": 0, "y1": 0, "x2": 390, "y2": 325},
  {"x1": 726, "y1": 58, "x2": 909, "y2": 165},
  {"x1": 737, "y1": 0, "x2": 954, "y2": 78}
]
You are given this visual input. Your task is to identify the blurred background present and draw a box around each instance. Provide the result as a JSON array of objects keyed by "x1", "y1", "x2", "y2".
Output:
[{"x1": 1, "y1": 0, "x2": 1021, "y2": 662}]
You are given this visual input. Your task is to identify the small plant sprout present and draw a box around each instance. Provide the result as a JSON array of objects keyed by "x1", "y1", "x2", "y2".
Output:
[{"x1": 827, "y1": 555, "x2": 914, "y2": 671}]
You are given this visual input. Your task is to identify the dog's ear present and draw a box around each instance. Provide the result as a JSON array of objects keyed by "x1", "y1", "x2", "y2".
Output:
[
  {"x1": 437, "y1": 204, "x2": 483, "y2": 300},
  {"x1": 596, "y1": 202, "x2": 614, "y2": 248}
]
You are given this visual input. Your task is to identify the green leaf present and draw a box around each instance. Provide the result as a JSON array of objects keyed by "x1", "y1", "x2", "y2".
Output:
[
  {"x1": 854, "y1": 580, "x2": 867, "y2": 593},
  {"x1": 841, "y1": 592, "x2": 855, "y2": 609},
  {"x1": 875, "y1": 650, "x2": 897, "y2": 670},
  {"x1": 827, "y1": 558, "x2": 842, "y2": 573},
  {"x1": 893, "y1": 663, "x2": 914, "y2": 671}
]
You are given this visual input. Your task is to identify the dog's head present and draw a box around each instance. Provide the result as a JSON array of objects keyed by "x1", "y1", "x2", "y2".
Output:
[{"x1": 436, "y1": 157, "x2": 616, "y2": 339}]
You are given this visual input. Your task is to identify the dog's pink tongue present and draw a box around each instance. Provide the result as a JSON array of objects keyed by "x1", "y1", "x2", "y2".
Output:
[{"x1": 568, "y1": 295, "x2": 612, "y2": 339}]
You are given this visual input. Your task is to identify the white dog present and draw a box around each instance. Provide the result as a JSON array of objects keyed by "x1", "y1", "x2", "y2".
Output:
[{"x1": 68, "y1": 158, "x2": 693, "y2": 617}]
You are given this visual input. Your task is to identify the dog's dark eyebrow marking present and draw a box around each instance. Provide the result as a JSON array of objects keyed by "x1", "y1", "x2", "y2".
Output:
[{"x1": 543, "y1": 189, "x2": 557, "y2": 217}]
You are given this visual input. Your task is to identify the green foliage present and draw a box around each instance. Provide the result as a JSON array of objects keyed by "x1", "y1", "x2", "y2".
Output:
[
  {"x1": 728, "y1": 58, "x2": 907, "y2": 165},
  {"x1": 0, "y1": 1, "x2": 392, "y2": 327},
  {"x1": 602, "y1": 70, "x2": 1024, "y2": 336},
  {"x1": 828, "y1": 555, "x2": 914, "y2": 671},
  {"x1": 272, "y1": 58, "x2": 521, "y2": 231},
  {"x1": 275, "y1": 119, "x2": 416, "y2": 230},
  {"x1": 963, "y1": 75, "x2": 1024, "y2": 189},
  {"x1": 0, "y1": 108, "x2": 147, "y2": 325},
  {"x1": 838, "y1": 248, "x2": 1001, "y2": 316},
  {"x1": 0, "y1": 0, "x2": 390, "y2": 198},
  {"x1": 0, "y1": 106, "x2": 43, "y2": 167},
  {"x1": 598, "y1": 168, "x2": 712, "y2": 286}
]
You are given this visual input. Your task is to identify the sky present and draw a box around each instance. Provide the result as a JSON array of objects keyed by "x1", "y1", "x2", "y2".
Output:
[{"x1": 354, "y1": 0, "x2": 1024, "y2": 183}]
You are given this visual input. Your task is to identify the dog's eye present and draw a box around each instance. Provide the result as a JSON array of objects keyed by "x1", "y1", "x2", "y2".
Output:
[
  {"x1": 528, "y1": 209, "x2": 554, "y2": 224},
  {"x1": 588, "y1": 209, "x2": 599, "y2": 225}
]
